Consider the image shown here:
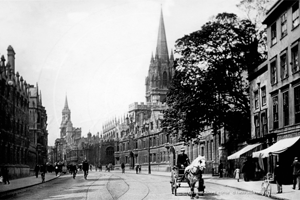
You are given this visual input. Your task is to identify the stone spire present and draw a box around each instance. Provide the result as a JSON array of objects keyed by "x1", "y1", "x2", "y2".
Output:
[
  {"x1": 155, "y1": 8, "x2": 169, "y2": 62},
  {"x1": 62, "y1": 95, "x2": 71, "y2": 115},
  {"x1": 64, "y1": 95, "x2": 69, "y2": 110}
]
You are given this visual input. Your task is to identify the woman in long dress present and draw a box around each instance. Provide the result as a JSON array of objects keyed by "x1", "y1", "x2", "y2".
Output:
[{"x1": 234, "y1": 167, "x2": 240, "y2": 182}]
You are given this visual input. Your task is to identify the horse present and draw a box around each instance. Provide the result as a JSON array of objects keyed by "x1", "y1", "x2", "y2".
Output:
[{"x1": 184, "y1": 155, "x2": 206, "y2": 199}]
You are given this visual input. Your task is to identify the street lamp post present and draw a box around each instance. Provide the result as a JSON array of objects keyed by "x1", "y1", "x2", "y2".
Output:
[{"x1": 144, "y1": 122, "x2": 151, "y2": 174}]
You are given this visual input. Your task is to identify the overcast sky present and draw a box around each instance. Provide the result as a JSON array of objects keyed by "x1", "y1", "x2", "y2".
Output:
[{"x1": 0, "y1": 0, "x2": 247, "y2": 146}]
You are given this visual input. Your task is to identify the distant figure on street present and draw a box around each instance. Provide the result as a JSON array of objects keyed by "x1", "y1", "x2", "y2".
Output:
[
  {"x1": 82, "y1": 159, "x2": 89, "y2": 179},
  {"x1": 242, "y1": 158, "x2": 251, "y2": 182},
  {"x1": 135, "y1": 164, "x2": 139, "y2": 174},
  {"x1": 121, "y1": 163, "x2": 125, "y2": 173},
  {"x1": 218, "y1": 162, "x2": 223, "y2": 178},
  {"x1": 90, "y1": 165, "x2": 92, "y2": 171},
  {"x1": 274, "y1": 162, "x2": 282, "y2": 193},
  {"x1": 291, "y1": 157, "x2": 300, "y2": 190},
  {"x1": 234, "y1": 166, "x2": 240, "y2": 182},
  {"x1": 138, "y1": 165, "x2": 141, "y2": 173},
  {"x1": 1, "y1": 166, "x2": 10, "y2": 184},
  {"x1": 70, "y1": 164, "x2": 77, "y2": 179},
  {"x1": 55, "y1": 164, "x2": 59, "y2": 176},
  {"x1": 40, "y1": 164, "x2": 47, "y2": 183},
  {"x1": 34, "y1": 164, "x2": 40, "y2": 178}
]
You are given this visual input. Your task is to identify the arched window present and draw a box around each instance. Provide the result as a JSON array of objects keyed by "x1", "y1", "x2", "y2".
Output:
[
  {"x1": 163, "y1": 71, "x2": 168, "y2": 86},
  {"x1": 106, "y1": 146, "x2": 114, "y2": 156}
]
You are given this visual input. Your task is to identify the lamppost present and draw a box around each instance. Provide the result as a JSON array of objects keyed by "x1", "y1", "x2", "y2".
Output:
[{"x1": 143, "y1": 122, "x2": 151, "y2": 174}]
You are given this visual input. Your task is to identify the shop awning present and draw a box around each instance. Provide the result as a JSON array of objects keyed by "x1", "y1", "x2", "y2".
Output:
[
  {"x1": 253, "y1": 136, "x2": 300, "y2": 158},
  {"x1": 227, "y1": 143, "x2": 261, "y2": 160}
]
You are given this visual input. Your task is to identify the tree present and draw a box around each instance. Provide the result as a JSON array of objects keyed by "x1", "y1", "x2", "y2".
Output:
[
  {"x1": 162, "y1": 13, "x2": 266, "y2": 152},
  {"x1": 237, "y1": 0, "x2": 276, "y2": 60}
]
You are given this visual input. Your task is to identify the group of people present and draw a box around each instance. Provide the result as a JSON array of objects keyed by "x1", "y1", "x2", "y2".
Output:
[
  {"x1": 230, "y1": 156, "x2": 300, "y2": 194},
  {"x1": 274, "y1": 156, "x2": 300, "y2": 194},
  {"x1": 0, "y1": 166, "x2": 10, "y2": 184}
]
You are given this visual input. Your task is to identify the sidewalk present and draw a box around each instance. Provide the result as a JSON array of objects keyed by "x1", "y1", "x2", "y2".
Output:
[
  {"x1": 205, "y1": 176, "x2": 298, "y2": 200},
  {"x1": 0, "y1": 172, "x2": 60, "y2": 197}
]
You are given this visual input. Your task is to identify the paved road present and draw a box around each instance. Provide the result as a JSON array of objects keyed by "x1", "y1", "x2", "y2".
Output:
[{"x1": 6, "y1": 171, "x2": 272, "y2": 200}]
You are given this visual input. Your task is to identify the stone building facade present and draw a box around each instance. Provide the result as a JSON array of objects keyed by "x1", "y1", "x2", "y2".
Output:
[
  {"x1": 247, "y1": 0, "x2": 300, "y2": 183},
  {"x1": 51, "y1": 96, "x2": 101, "y2": 167},
  {"x1": 0, "y1": 46, "x2": 34, "y2": 178},
  {"x1": 28, "y1": 84, "x2": 48, "y2": 168}
]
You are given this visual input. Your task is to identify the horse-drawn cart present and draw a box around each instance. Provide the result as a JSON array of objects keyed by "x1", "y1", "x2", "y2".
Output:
[{"x1": 170, "y1": 155, "x2": 206, "y2": 199}]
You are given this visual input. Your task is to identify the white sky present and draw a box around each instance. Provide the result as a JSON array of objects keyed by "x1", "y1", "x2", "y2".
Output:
[{"x1": 0, "y1": 0, "x2": 245, "y2": 146}]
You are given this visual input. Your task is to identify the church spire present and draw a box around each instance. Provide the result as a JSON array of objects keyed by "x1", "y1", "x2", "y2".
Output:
[
  {"x1": 64, "y1": 95, "x2": 69, "y2": 109},
  {"x1": 155, "y1": 8, "x2": 169, "y2": 61}
]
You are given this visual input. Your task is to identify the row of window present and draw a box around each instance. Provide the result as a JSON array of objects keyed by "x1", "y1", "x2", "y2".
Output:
[
  {"x1": 270, "y1": 85, "x2": 300, "y2": 130},
  {"x1": 270, "y1": 40, "x2": 299, "y2": 85},
  {"x1": 271, "y1": 2, "x2": 299, "y2": 46},
  {"x1": 254, "y1": 86, "x2": 267, "y2": 109},
  {"x1": 117, "y1": 134, "x2": 172, "y2": 152},
  {"x1": 254, "y1": 111, "x2": 268, "y2": 138}
]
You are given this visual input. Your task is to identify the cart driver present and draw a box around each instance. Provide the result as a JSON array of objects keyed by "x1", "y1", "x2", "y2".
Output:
[
  {"x1": 170, "y1": 147, "x2": 190, "y2": 184},
  {"x1": 177, "y1": 147, "x2": 190, "y2": 169}
]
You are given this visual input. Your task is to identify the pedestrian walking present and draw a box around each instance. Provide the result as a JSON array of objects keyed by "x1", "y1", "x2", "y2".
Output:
[
  {"x1": 138, "y1": 165, "x2": 141, "y2": 173},
  {"x1": 274, "y1": 162, "x2": 282, "y2": 193},
  {"x1": 233, "y1": 166, "x2": 240, "y2": 182},
  {"x1": 121, "y1": 163, "x2": 125, "y2": 173},
  {"x1": 82, "y1": 159, "x2": 89, "y2": 179},
  {"x1": 291, "y1": 157, "x2": 300, "y2": 190},
  {"x1": 34, "y1": 164, "x2": 40, "y2": 178},
  {"x1": 242, "y1": 159, "x2": 250, "y2": 182},
  {"x1": 218, "y1": 162, "x2": 223, "y2": 178},
  {"x1": 1, "y1": 166, "x2": 10, "y2": 184},
  {"x1": 55, "y1": 164, "x2": 59, "y2": 176},
  {"x1": 135, "y1": 164, "x2": 139, "y2": 174},
  {"x1": 40, "y1": 164, "x2": 47, "y2": 183}
]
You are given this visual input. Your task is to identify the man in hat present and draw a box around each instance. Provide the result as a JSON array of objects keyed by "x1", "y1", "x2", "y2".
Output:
[
  {"x1": 291, "y1": 157, "x2": 300, "y2": 190},
  {"x1": 177, "y1": 147, "x2": 190, "y2": 169},
  {"x1": 170, "y1": 147, "x2": 190, "y2": 184}
]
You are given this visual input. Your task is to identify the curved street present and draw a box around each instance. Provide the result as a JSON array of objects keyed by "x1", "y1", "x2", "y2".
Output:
[{"x1": 6, "y1": 170, "x2": 272, "y2": 200}]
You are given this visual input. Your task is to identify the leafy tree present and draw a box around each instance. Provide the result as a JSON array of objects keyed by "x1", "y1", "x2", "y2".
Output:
[
  {"x1": 162, "y1": 13, "x2": 266, "y2": 152},
  {"x1": 237, "y1": 0, "x2": 276, "y2": 59}
]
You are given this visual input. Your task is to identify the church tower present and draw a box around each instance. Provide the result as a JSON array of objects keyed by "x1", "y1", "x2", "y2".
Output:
[
  {"x1": 145, "y1": 9, "x2": 174, "y2": 103},
  {"x1": 60, "y1": 95, "x2": 71, "y2": 138}
]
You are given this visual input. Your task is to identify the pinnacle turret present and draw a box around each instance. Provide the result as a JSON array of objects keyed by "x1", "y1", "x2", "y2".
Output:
[{"x1": 170, "y1": 49, "x2": 174, "y2": 61}]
